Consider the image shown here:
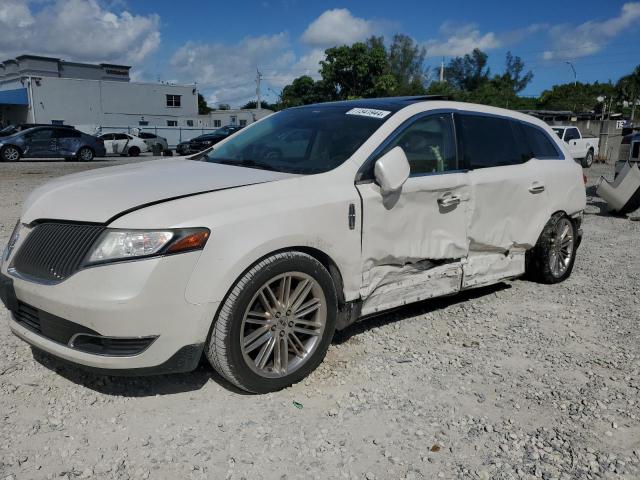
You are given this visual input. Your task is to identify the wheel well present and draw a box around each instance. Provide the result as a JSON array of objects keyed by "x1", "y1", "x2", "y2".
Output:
[{"x1": 1, "y1": 144, "x2": 22, "y2": 154}]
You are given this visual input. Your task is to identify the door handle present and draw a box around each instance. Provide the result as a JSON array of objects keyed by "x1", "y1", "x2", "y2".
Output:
[
  {"x1": 529, "y1": 184, "x2": 545, "y2": 194},
  {"x1": 437, "y1": 194, "x2": 461, "y2": 208}
]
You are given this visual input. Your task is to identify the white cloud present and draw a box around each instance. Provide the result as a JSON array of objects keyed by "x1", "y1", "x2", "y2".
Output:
[
  {"x1": 543, "y1": 2, "x2": 640, "y2": 60},
  {"x1": 171, "y1": 33, "x2": 306, "y2": 106},
  {"x1": 301, "y1": 8, "x2": 381, "y2": 47},
  {"x1": 0, "y1": 0, "x2": 160, "y2": 64},
  {"x1": 423, "y1": 22, "x2": 501, "y2": 57}
]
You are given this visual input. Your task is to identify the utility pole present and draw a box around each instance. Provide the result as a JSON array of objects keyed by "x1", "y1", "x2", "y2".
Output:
[
  {"x1": 565, "y1": 61, "x2": 577, "y2": 86},
  {"x1": 440, "y1": 57, "x2": 445, "y2": 82},
  {"x1": 256, "y1": 69, "x2": 263, "y2": 111}
]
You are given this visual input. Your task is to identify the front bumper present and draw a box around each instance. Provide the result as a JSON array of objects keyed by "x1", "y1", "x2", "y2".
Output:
[{"x1": 1, "y1": 253, "x2": 219, "y2": 375}]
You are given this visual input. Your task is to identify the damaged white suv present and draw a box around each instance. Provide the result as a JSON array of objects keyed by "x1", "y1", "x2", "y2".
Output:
[{"x1": 1, "y1": 97, "x2": 585, "y2": 393}]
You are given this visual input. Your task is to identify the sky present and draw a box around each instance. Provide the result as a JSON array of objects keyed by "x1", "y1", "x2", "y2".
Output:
[{"x1": 0, "y1": 0, "x2": 639, "y2": 107}]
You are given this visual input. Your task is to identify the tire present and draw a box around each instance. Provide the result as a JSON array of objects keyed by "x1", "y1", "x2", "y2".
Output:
[
  {"x1": 526, "y1": 213, "x2": 577, "y2": 284},
  {"x1": 206, "y1": 252, "x2": 338, "y2": 393},
  {"x1": 581, "y1": 149, "x2": 594, "y2": 168},
  {"x1": 128, "y1": 146, "x2": 140, "y2": 157},
  {"x1": 76, "y1": 147, "x2": 94, "y2": 162},
  {"x1": 1, "y1": 145, "x2": 21, "y2": 162}
]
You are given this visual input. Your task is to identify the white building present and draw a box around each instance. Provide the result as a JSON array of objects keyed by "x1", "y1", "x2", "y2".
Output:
[
  {"x1": 201, "y1": 108, "x2": 273, "y2": 128},
  {"x1": 0, "y1": 55, "x2": 199, "y2": 128}
]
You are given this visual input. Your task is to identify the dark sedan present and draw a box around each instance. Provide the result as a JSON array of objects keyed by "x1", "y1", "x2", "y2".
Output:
[
  {"x1": 0, "y1": 126, "x2": 106, "y2": 162},
  {"x1": 178, "y1": 126, "x2": 244, "y2": 155}
]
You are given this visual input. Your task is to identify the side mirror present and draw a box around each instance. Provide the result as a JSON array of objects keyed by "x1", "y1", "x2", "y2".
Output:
[{"x1": 374, "y1": 146, "x2": 410, "y2": 194}]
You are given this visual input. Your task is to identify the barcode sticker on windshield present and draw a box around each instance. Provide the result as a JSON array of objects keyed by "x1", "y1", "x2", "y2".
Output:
[{"x1": 346, "y1": 108, "x2": 391, "y2": 119}]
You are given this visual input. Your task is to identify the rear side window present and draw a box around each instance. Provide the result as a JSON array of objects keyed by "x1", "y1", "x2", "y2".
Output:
[
  {"x1": 521, "y1": 123, "x2": 561, "y2": 159},
  {"x1": 565, "y1": 128, "x2": 580, "y2": 141},
  {"x1": 56, "y1": 129, "x2": 81, "y2": 139},
  {"x1": 456, "y1": 114, "x2": 528, "y2": 169}
]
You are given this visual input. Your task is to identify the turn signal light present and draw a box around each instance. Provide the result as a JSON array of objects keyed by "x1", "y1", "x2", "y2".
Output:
[
  {"x1": 583, "y1": 174, "x2": 587, "y2": 184},
  {"x1": 166, "y1": 230, "x2": 210, "y2": 253}
]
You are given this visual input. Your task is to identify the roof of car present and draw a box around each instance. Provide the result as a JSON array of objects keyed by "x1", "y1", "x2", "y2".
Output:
[{"x1": 297, "y1": 95, "x2": 450, "y2": 112}]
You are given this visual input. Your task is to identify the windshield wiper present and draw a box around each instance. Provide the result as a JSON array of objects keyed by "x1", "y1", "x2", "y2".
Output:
[{"x1": 215, "y1": 159, "x2": 281, "y2": 172}]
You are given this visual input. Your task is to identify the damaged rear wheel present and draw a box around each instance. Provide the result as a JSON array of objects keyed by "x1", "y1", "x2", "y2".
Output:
[{"x1": 526, "y1": 213, "x2": 577, "y2": 284}]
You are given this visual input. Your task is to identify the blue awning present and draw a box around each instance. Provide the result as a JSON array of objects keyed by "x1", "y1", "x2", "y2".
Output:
[{"x1": 0, "y1": 88, "x2": 29, "y2": 105}]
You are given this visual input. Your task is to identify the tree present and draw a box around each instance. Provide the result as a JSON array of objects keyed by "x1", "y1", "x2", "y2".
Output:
[
  {"x1": 538, "y1": 82, "x2": 616, "y2": 112},
  {"x1": 241, "y1": 100, "x2": 277, "y2": 110},
  {"x1": 198, "y1": 93, "x2": 213, "y2": 114},
  {"x1": 503, "y1": 51, "x2": 534, "y2": 94},
  {"x1": 217, "y1": 103, "x2": 231, "y2": 110},
  {"x1": 281, "y1": 75, "x2": 325, "y2": 107},
  {"x1": 388, "y1": 34, "x2": 428, "y2": 95},
  {"x1": 320, "y1": 36, "x2": 393, "y2": 99},
  {"x1": 445, "y1": 49, "x2": 490, "y2": 91},
  {"x1": 616, "y1": 65, "x2": 640, "y2": 121}
]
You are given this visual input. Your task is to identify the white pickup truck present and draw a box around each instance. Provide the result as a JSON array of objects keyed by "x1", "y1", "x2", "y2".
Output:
[{"x1": 552, "y1": 126, "x2": 598, "y2": 168}]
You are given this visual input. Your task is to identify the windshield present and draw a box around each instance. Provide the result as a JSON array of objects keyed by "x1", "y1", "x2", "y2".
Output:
[
  {"x1": 552, "y1": 128, "x2": 564, "y2": 139},
  {"x1": 203, "y1": 106, "x2": 387, "y2": 174}
]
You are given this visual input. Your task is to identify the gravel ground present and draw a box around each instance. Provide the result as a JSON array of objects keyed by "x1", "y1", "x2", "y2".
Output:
[{"x1": 1, "y1": 160, "x2": 639, "y2": 480}]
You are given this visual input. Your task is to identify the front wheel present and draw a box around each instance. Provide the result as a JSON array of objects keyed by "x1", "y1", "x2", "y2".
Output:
[
  {"x1": 76, "y1": 147, "x2": 94, "y2": 162},
  {"x1": 1, "y1": 145, "x2": 21, "y2": 162},
  {"x1": 581, "y1": 149, "x2": 594, "y2": 168},
  {"x1": 128, "y1": 146, "x2": 140, "y2": 157},
  {"x1": 526, "y1": 214, "x2": 577, "y2": 284},
  {"x1": 206, "y1": 252, "x2": 337, "y2": 393}
]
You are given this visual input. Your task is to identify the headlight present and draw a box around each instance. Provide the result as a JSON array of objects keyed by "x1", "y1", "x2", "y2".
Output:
[
  {"x1": 3, "y1": 220, "x2": 22, "y2": 261},
  {"x1": 202, "y1": 140, "x2": 212, "y2": 145},
  {"x1": 84, "y1": 228, "x2": 210, "y2": 266}
]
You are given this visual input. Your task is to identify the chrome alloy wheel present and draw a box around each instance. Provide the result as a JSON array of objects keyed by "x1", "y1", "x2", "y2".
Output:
[
  {"x1": 549, "y1": 218, "x2": 574, "y2": 278},
  {"x1": 3, "y1": 147, "x2": 19, "y2": 161},
  {"x1": 240, "y1": 272, "x2": 327, "y2": 378}
]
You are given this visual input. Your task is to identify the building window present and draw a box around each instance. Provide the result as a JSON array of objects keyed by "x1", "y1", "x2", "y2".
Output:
[
  {"x1": 239, "y1": 119, "x2": 247, "y2": 126},
  {"x1": 167, "y1": 120, "x2": 178, "y2": 127},
  {"x1": 230, "y1": 115, "x2": 237, "y2": 125},
  {"x1": 139, "y1": 121, "x2": 149, "y2": 126},
  {"x1": 213, "y1": 120, "x2": 221, "y2": 127},
  {"x1": 166, "y1": 94, "x2": 181, "y2": 107},
  {"x1": 186, "y1": 120, "x2": 194, "y2": 127}
]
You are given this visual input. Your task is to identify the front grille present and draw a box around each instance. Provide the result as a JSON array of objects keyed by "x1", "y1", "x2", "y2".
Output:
[{"x1": 12, "y1": 222, "x2": 105, "y2": 282}]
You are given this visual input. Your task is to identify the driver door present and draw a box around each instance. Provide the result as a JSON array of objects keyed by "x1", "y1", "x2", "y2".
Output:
[{"x1": 356, "y1": 113, "x2": 470, "y2": 315}]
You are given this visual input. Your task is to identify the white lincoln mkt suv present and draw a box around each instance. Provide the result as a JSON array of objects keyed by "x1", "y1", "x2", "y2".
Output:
[{"x1": 1, "y1": 97, "x2": 586, "y2": 393}]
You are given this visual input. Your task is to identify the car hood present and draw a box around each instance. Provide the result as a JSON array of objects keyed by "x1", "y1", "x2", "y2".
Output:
[{"x1": 21, "y1": 158, "x2": 297, "y2": 224}]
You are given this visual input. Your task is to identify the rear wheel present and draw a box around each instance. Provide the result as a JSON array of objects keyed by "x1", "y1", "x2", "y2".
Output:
[
  {"x1": 77, "y1": 147, "x2": 94, "y2": 162},
  {"x1": 206, "y1": 252, "x2": 337, "y2": 393},
  {"x1": 526, "y1": 213, "x2": 577, "y2": 283},
  {"x1": 581, "y1": 149, "x2": 594, "y2": 168},
  {"x1": 1, "y1": 145, "x2": 20, "y2": 162}
]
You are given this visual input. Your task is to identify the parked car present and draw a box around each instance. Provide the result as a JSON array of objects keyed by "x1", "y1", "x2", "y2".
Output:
[
  {"x1": 0, "y1": 98, "x2": 586, "y2": 393},
  {"x1": 136, "y1": 132, "x2": 169, "y2": 151},
  {"x1": 616, "y1": 132, "x2": 640, "y2": 177},
  {"x1": 179, "y1": 126, "x2": 245, "y2": 155},
  {"x1": 98, "y1": 133, "x2": 148, "y2": 157},
  {"x1": 0, "y1": 126, "x2": 105, "y2": 162},
  {"x1": 551, "y1": 126, "x2": 598, "y2": 168}
]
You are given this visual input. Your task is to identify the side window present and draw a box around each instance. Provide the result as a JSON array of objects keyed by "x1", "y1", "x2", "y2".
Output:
[
  {"x1": 56, "y1": 129, "x2": 81, "y2": 139},
  {"x1": 382, "y1": 114, "x2": 457, "y2": 175},
  {"x1": 565, "y1": 128, "x2": 580, "y2": 141},
  {"x1": 456, "y1": 114, "x2": 528, "y2": 169},
  {"x1": 521, "y1": 123, "x2": 561, "y2": 159},
  {"x1": 26, "y1": 128, "x2": 54, "y2": 140},
  {"x1": 113, "y1": 133, "x2": 129, "y2": 140}
]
